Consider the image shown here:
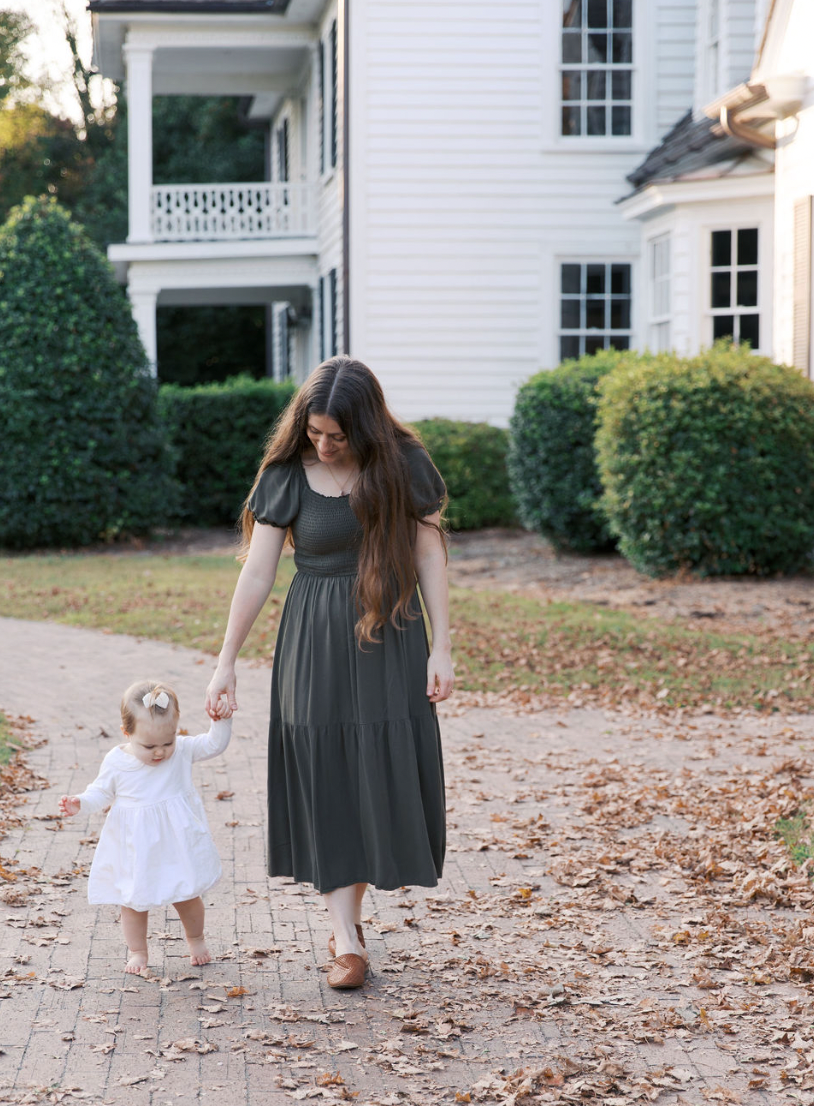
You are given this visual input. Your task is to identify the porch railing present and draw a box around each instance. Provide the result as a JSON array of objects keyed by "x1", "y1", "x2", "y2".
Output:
[{"x1": 150, "y1": 182, "x2": 314, "y2": 241}]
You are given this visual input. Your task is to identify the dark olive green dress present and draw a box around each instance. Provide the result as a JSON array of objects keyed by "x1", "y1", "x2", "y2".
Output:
[{"x1": 249, "y1": 445, "x2": 446, "y2": 894}]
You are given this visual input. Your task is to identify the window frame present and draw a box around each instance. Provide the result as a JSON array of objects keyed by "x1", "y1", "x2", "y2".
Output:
[
  {"x1": 557, "y1": 258, "x2": 635, "y2": 362},
  {"x1": 648, "y1": 232, "x2": 671, "y2": 351},
  {"x1": 707, "y1": 225, "x2": 762, "y2": 352}
]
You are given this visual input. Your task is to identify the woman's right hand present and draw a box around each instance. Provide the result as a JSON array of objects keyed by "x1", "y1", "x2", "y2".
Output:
[{"x1": 206, "y1": 664, "x2": 238, "y2": 719}]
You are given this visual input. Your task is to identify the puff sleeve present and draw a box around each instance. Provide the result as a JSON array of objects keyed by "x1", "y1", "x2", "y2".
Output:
[
  {"x1": 248, "y1": 462, "x2": 301, "y2": 528},
  {"x1": 405, "y1": 444, "x2": 446, "y2": 518}
]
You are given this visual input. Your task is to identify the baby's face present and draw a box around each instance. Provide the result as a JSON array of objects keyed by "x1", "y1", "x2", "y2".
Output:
[{"x1": 123, "y1": 716, "x2": 178, "y2": 766}]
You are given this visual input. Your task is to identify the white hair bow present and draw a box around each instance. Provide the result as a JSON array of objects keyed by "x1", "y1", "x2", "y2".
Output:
[{"x1": 143, "y1": 690, "x2": 170, "y2": 710}]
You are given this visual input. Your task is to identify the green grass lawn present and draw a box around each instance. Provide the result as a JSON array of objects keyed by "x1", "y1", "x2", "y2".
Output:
[
  {"x1": 1, "y1": 550, "x2": 813, "y2": 712},
  {"x1": 0, "y1": 712, "x2": 21, "y2": 766}
]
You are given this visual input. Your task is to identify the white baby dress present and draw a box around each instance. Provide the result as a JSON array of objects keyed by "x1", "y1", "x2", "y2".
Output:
[{"x1": 76, "y1": 719, "x2": 232, "y2": 911}]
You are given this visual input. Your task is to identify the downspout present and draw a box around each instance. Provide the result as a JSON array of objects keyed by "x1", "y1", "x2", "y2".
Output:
[
  {"x1": 341, "y1": 0, "x2": 350, "y2": 354},
  {"x1": 719, "y1": 101, "x2": 776, "y2": 149}
]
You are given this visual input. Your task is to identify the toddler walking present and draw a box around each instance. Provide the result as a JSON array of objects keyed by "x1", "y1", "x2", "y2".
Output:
[{"x1": 59, "y1": 679, "x2": 232, "y2": 974}]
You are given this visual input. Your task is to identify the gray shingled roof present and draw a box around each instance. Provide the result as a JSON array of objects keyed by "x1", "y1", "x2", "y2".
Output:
[
  {"x1": 88, "y1": 1, "x2": 289, "y2": 12},
  {"x1": 626, "y1": 110, "x2": 753, "y2": 191}
]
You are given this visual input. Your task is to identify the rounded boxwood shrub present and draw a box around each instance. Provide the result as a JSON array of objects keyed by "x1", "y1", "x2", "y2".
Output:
[
  {"x1": 595, "y1": 341, "x2": 814, "y2": 576},
  {"x1": 159, "y1": 375, "x2": 296, "y2": 525},
  {"x1": 507, "y1": 349, "x2": 631, "y2": 553},
  {"x1": 412, "y1": 419, "x2": 517, "y2": 531},
  {"x1": 0, "y1": 197, "x2": 178, "y2": 549}
]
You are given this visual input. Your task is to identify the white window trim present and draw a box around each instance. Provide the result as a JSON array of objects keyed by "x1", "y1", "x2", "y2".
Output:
[
  {"x1": 705, "y1": 223, "x2": 763, "y2": 352},
  {"x1": 556, "y1": 256, "x2": 636, "y2": 362},
  {"x1": 648, "y1": 232, "x2": 671, "y2": 350},
  {"x1": 543, "y1": 0, "x2": 652, "y2": 152}
]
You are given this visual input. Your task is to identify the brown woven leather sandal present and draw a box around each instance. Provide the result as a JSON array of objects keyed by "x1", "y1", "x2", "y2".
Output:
[
  {"x1": 327, "y1": 924, "x2": 365, "y2": 958},
  {"x1": 327, "y1": 953, "x2": 367, "y2": 989}
]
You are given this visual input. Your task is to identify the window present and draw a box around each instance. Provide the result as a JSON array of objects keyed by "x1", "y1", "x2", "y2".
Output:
[
  {"x1": 561, "y1": 0, "x2": 633, "y2": 137},
  {"x1": 559, "y1": 262, "x2": 632, "y2": 361},
  {"x1": 320, "y1": 269, "x2": 338, "y2": 358},
  {"x1": 649, "y1": 234, "x2": 671, "y2": 351},
  {"x1": 320, "y1": 21, "x2": 338, "y2": 173},
  {"x1": 276, "y1": 118, "x2": 289, "y2": 183},
  {"x1": 709, "y1": 228, "x2": 760, "y2": 348}
]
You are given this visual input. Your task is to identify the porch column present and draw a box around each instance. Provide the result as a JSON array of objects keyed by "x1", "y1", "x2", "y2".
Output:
[
  {"x1": 130, "y1": 289, "x2": 158, "y2": 376},
  {"x1": 124, "y1": 42, "x2": 154, "y2": 243}
]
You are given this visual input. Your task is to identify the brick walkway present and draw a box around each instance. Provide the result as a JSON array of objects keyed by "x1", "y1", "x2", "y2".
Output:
[{"x1": 0, "y1": 617, "x2": 812, "y2": 1105}]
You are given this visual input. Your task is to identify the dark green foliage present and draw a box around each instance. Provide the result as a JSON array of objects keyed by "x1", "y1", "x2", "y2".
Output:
[
  {"x1": 412, "y1": 419, "x2": 517, "y2": 531},
  {"x1": 0, "y1": 103, "x2": 91, "y2": 224},
  {"x1": 157, "y1": 305, "x2": 267, "y2": 386},
  {"x1": 595, "y1": 342, "x2": 814, "y2": 576},
  {"x1": 0, "y1": 197, "x2": 178, "y2": 549},
  {"x1": 158, "y1": 375, "x2": 296, "y2": 525},
  {"x1": 508, "y1": 350, "x2": 628, "y2": 552},
  {"x1": 152, "y1": 96, "x2": 265, "y2": 185}
]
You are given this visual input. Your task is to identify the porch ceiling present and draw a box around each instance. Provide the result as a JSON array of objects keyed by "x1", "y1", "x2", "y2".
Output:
[{"x1": 152, "y1": 45, "x2": 309, "y2": 95}]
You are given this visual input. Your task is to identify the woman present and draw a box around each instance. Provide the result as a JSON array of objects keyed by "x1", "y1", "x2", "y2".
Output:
[{"x1": 205, "y1": 356, "x2": 453, "y2": 990}]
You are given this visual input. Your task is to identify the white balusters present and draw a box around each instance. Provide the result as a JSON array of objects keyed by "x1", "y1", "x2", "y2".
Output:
[{"x1": 149, "y1": 182, "x2": 314, "y2": 241}]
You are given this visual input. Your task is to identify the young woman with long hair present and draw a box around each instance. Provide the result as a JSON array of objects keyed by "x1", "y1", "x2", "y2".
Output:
[{"x1": 205, "y1": 356, "x2": 453, "y2": 989}]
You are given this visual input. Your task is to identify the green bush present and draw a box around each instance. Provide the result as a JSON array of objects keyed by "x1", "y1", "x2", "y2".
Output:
[
  {"x1": 507, "y1": 350, "x2": 630, "y2": 552},
  {"x1": 595, "y1": 342, "x2": 814, "y2": 576},
  {"x1": 0, "y1": 197, "x2": 178, "y2": 549},
  {"x1": 158, "y1": 375, "x2": 296, "y2": 525},
  {"x1": 412, "y1": 419, "x2": 517, "y2": 531}
]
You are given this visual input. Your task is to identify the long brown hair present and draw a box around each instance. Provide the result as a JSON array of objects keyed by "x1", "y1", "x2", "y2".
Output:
[{"x1": 241, "y1": 356, "x2": 446, "y2": 643}]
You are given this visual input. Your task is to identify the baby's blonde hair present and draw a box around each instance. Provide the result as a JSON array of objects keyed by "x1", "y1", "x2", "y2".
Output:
[{"x1": 121, "y1": 680, "x2": 180, "y2": 735}]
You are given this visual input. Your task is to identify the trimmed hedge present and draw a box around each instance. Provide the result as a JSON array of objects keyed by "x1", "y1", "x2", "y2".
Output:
[
  {"x1": 158, "y1": 375, "x2": 296, "y2": 525},
  {"x1": 412, "y1": 419, "x2": 517, "y2": 531},
  {"x1": 595, "y1": 342, "x2": 814, "y2": 576},
  {"x1": 0, "y1": 197, "x2": 178, "y2": 549},
  {"x1": 507, "y1": 350, "x2": 630, "y2": 553}
]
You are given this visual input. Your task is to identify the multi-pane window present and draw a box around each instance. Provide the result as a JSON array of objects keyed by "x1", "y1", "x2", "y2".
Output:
[
  {"x1": 710, "y1": 228, "x2": 760, "y2": 348},
  {"x1": 561, "y1": 0, "x2": 633, "y2": 137},
  {"x1": 319, "y1": 22, "x2": 338, "y2": 174},
  {"x1": 649, "y1": 234, "x2": 671, "y2": 351},
  {"x1": 559, "y1": 262, "x2": 632, "y2": 361},
  {"x1": 320, "y1": 269, "x2": 338, "y2": 359}
]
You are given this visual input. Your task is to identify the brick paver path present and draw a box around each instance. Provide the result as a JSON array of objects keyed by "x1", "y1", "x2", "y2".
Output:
[{"x1": 1, "y1": 617, "x2": 812, "y2": 1105}]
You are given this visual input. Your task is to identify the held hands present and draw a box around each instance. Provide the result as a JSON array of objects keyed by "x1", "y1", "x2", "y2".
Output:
[
  {"x1": 427, "y1": 650, "x2": 455, "y2": 703},
  {"x1": 205, "y1": 665, "x2": 238, "y2": 720},
  {"x1": 59, "y1": 795, "x2": 81, "y2": 817}
]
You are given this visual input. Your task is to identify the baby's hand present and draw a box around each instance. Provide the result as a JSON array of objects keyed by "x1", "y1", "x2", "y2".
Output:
[
  {"x1": 210, "y1": 697, "x2": 233, "y2": 720},
  {"x1": 59, "y1": 795, "x2": 80, "y2": 817}
]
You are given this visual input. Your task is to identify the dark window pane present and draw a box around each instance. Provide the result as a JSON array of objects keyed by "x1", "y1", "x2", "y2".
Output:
[
  {"x1": 611, "y1": 264, "x2": 630, "y2": 293},
  {"x1": 588, "y1": 0, "x2": 607, "y2": 27},
  {"x1": 562, "y1": 263, "x2": 582, "y2": 294},
  {"x1": 711, "y1": 271, "x2": 731, "y2": 308},
  {"x1": 611, "y1": 298, "x2": 631, "y2": 329},
  {"x1": 738, "y1": 227, "x2": 759, "y2": 266},
  {"x1": 612, "y1": 32, "x2": 632, "y2": 62},
  {"x1": 562, "y1": 106, "x2": 581, "y2": 135},
  {"x1": 737, "y1": 270, "x2": 758, "y2": 307},
  {"x1": 585, "y1": 334, "x2": 606, "y2": 354},
  {"x1": 562, "y1": 71, "x2": 582, "y2": 100},
  {"x1": 562, "y1": 31, "x2": 582, "y2": 62},
  {"x1": 587, "y1": 33, "x2": 608, "y2": 61},
  {"x1": 561, "y1": 299, "x2": 581, "y2": 329},
  {"x1": 586, "y1": 70, "x2": 606, "y2": 99},
  {"x1": 611, "y1": 105, "x2": 631, "y2": 135},
  {"x1": 586, "y1": 298, "x2": 606, "y2": 329},
  {"x1": 610, "y1": 335, "x2": 630, "y2": 350},
  {"x1": 586, "y1": 264, "x2": 606, "y2": 294},
  {"x1": 561, "y1": 335, "x2": 581, "y2": 361},
  {"x1": 611, "y1": 70, "x2": 631, "y2": 99},
  {"x1": 563, "y1": 0, "x2": 582, "y2": 28},
  {"x1": 711, "y1": 229, "x2": 731, "y2": 267},
  {"x1": 739, "y1": 313, "x2": 760, "y2": 348},
  {"x1": 612, "y1": 0, "x2": 632, "y2": 28},
  {"x1": 587, "y1": 105, "x2": 606, "y2": 134},
  {"x1": 713, "y1": 314, "x2": 734, "y2": 340}
]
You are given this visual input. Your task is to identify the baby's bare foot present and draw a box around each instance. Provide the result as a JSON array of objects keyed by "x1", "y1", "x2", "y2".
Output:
[
  {"x1": 187, "y1": 935, "x2": 211, "y2": 966},
  {"x1": 125, "y1": 949, "x2": 148, "y2": 974}
]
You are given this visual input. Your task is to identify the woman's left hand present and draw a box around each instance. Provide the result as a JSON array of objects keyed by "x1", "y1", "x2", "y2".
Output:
[{"x1": 427, "y1": 650, "x2": 454, "y2": 703}]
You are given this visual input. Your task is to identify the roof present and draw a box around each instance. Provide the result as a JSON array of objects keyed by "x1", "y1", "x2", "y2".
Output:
[
  {"x1": 625, "y1": 110, "x2": 755, "y2": 192},
  {"x1": 88, "y1": 1, "x2": 290, "y2": 12}
]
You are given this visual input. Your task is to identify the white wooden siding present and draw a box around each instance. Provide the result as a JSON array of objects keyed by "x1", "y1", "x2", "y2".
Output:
[
  {"x1": 656, "y1": 1, "x2": 697, "y2": 134},
  {"x1": 348, "y1": 0, "x2": 677, "y2": 425},
  {"x1": 315, "y1": 1, "x2": 344, "y2": 362},
  {"x1": 722, "y1": 0, "x2": 758, "y2": 91}
]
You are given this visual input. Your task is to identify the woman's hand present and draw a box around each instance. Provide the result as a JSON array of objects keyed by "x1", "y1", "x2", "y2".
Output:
[
  {"x1": 206, "y1": 664, "x2": 237, "y2": 719},
  {"x1": 427, "y1": 649, "x2": 454, "y2": 703},
  {"x1": 59, "y1": 795, "x2": 80, "y2": 817}
]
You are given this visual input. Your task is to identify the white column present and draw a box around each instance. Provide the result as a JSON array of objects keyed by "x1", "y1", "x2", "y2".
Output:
[
  {"x1": 129, "y1": 289, "x2": 158, "y2": 376},
  {"x1": 124, "y1": 42, "x2": 154, "y2": 243}
]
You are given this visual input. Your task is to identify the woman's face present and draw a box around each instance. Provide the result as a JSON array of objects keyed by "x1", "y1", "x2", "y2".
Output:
[{"x1": 306, "y1": 413, "x2": 353, "y2": 466}]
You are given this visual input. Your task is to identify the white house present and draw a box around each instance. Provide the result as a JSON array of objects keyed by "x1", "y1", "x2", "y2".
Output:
[{"x1": 88, "y1": 0, "x2": 814, "y2": 424}]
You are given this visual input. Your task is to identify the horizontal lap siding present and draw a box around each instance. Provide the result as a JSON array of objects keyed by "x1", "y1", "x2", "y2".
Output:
[
  {"x1": 656, "y1": 2, "x2": 697, "y2": 133},
  {"x1": 349, "y1": 0, "x2": 683, "y2": 424}
]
